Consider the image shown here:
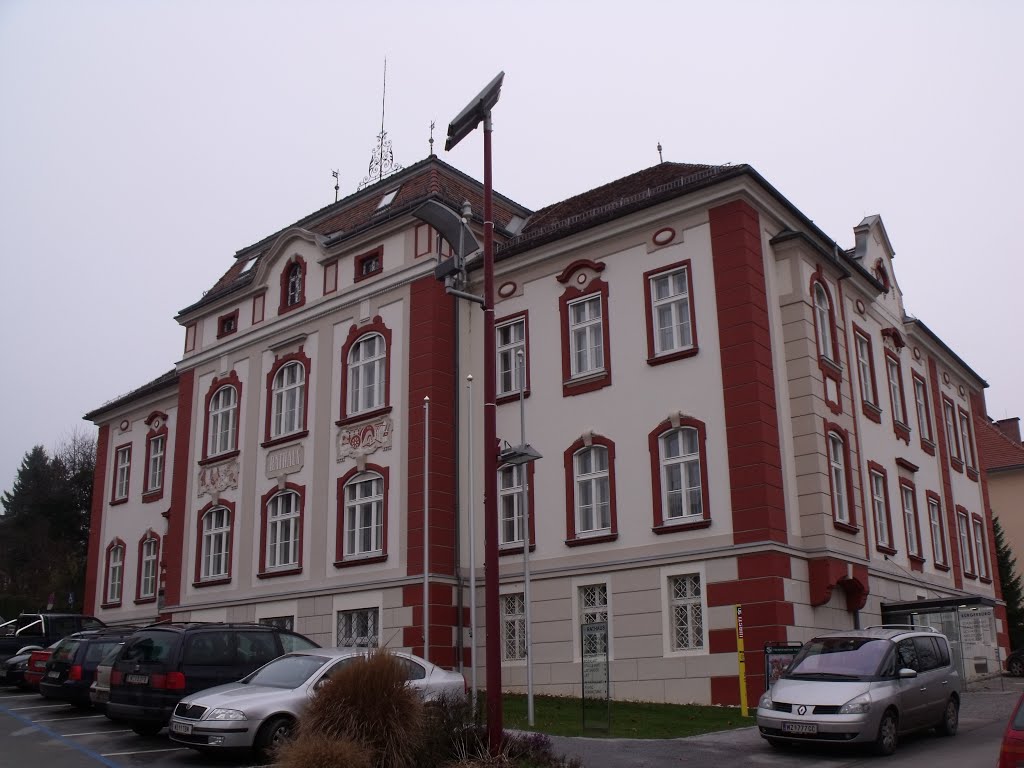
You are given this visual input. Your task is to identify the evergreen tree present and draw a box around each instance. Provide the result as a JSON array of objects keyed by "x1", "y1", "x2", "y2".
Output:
[{"x1": 995, "y1": 516, "x2": 1024, "y2": 650}]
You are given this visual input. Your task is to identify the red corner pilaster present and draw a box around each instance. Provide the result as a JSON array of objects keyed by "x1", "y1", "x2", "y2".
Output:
[
  {"x1": 929, "y1": 358, "x2": 963, "y2": 589},
  {"x1": 709, "y1": 200, "x2": 787, "y2": 545},
  {"x1": 164, "y1": 369, "x2": 195, "y2": 613},
  {"x1": 84, "y1": 424, "x2": 110, "y2": 614}
]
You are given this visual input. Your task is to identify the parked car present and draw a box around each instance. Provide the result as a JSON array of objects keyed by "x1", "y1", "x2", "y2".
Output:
[
  {"x1": 998, "y1": 691, "x2": 1024, "y2": 768},
  {"x1": 89, "y1": 643, "x2": 124, "y2": 712},
  {"x1": 168, "y1": 648, "x2": 466, "y2": 757},
  {"x1": 24, "y1": 645, "x2": 60, "y2": 690},
  {"x1": 0, "y1": 613, "x2": 105, "y2": 665},
  {"x1": 0, "y1": 645, "x2": 44, "y2": 687},
  {"x1": 1005, "y1": 648, "x2": 1024, "y2": 677},
  {"x1": 756, "y1": 626, "x2": 960, "y2": 755},
  {"x1": 40, "y1": 628, "x2": 137, "y2": 708},
  {"x1": 107, "y1": 622, "x2": 318, "y2": 736}
]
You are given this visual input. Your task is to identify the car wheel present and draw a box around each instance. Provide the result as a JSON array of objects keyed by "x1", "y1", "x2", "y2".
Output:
[
  {"x1": 131, "y1": 722, "x2": 163, "y2": 737},
  {"x1": 936, "y1": 696, "x2": 959, "y2": 736},
  {"x1": 874, "y1": 709, "x2": 898, "y2": 756},
  {"x1": 255, "y1": 716, "x2": 294, "y2": 758},
  {"x1": 1010, "y1": 658, "x2": 1024, "y2": 677}
]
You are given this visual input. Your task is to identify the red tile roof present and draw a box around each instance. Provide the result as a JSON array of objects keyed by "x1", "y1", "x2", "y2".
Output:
[{"x1": 976, "y1": 415, "x2": 1024, "y2": 471}]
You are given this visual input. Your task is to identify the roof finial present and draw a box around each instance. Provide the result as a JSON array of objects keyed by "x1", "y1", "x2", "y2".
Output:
[
  {"x1": 429, "y1": 120, "x2": 435, "y2": 155},
  {"x1": 358, "y1": 59, "x2": 403, "y2": 191},
  {"x1": 657, "y1": 142, "x2": 664, "y2": 163},
  {"x1": 332, "y1": 169, "x2": 339, "y2": 203}
]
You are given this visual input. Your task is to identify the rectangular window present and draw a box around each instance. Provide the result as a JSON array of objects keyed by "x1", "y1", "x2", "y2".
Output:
[
  {"x1": 855, "y1": 332, "x2": 877, "y2": 406},
  {"x1": 146, "y1": 435, "x2": 165, "y2": 492},
  {"x1": 828, "y1": 432, "x2": 849, "y2": 525},
  {"x1": 337, "y1": 608, "x2": 378, "y2": 648},
  {"x1": 579, "y1": 584, "x2": 608, "y2": 657},
  {"x1": 498, "y1": 465, "x2": 525, "y2": 546},
  {"x1": 650, "y1": 267, "x2": 693, "y2": 355},
  {"x1": 669, "y1": 574, "x2": 703, "y2": 651},
  {"x1": 568, "y1": 296, "x2": 604, "y2": 377},
  {"x1": 139, "y1": 538, "x2": 158, "y2": 599},
  {"x1": 114, "y1": 446, "x2": 131, "y2": 500},
  {"x1": 973, "y1": 517, "x2": 989, "y2": 579},
  {"x1": 501, "y1": 593, "x2": 527, "y2": 661},
  {"x1": 957, "y1": 510, "x2": 973, "y2": 575},
  {"x1": 870, "y1": 469, "x2": 891, "y2": 550},
  {"x1": 900, "y1": 484, "x2": 921, "y2": 558},
  {"x1": 928, "y1": 496, "x2": 947, "y2": 567},
  {"x1": 575, "y1": 447, "x2": 611, "y2": 534},
  {"x1": 944, "y1": 399, "x2": 962, "y2": 465},
  {"x1": 959, "y1": 409, "x2": 977, "y2": 471},
  {"x1": 886, "y1": 355, "x2": 907, "y2": 425},
  {"x1": 496, "y1": 318, "x2": 527, "y2": 397},
  {"x1": 913, "y1": 374, "x2": 933, "y2": 443},
  {"x1": 107, "y1": 547, "x2": 124, "y2": 604},
  {"x1": 344, "y1": 474, "x2": 384, "y2": 557}
]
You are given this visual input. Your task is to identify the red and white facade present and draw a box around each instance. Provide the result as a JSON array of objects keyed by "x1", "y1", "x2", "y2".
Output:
[{"x1": 84, "y1": 157, "x2": 1005, "y2": 705}]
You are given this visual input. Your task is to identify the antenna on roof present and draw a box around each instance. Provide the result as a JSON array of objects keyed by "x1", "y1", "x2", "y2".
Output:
[
  {"x1": 332, "y1": 169, "x2": 340, "y2": 203},
  {"x1": 657, "y1": 142, "x2": 664, "y2": 164},
  {"x1": 358, "y1": 59, "x2": 403, "y2": 191}
]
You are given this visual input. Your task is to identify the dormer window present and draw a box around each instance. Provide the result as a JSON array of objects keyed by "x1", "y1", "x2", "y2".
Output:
[
  {"x1": 377, "y1": 188, "x2": 400, "y2": 209},
  {"x1": 286, "y1": 263, "x2": 303, "y2": 306},
  {"x1": 354, "y1": 247, "x2": 383, "y2": 283},
  {"x1": 217, "y1": 309, "x2": 239, "y2": 339},
  {"x1": 278, "y1": 256, "x2": 307, "y2": 315}
]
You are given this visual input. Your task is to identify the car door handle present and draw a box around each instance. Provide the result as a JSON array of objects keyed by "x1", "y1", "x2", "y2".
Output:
[
  {"x1": 919, "y1": 687, "x2": 927, "y2": 692},
  {"x1": 940, "y1": 680, "x2": 948, "y2": 685}
]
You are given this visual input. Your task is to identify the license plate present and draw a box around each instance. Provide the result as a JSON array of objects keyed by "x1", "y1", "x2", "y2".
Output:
[
  {"x1": 170, "y1": 722, "x2": 193, "y2": 735},
  {"x1": 782, "y1": 721, "x2": 818, "y2": 735},
  {"x1": 126, "y1": 674, "x2": 149, "y2": 684},
  {"x1": 46, "y1": 670, "x2": 60, "y2": 679}
]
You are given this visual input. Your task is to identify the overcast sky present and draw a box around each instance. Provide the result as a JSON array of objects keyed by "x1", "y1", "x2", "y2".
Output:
[{"x1": 1, "y1": 0, "x2": 1021, "y2": 496}]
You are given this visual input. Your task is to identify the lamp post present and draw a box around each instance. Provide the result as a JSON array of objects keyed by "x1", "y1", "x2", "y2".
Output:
[
  {"x1": 444, "y1": 71, "x2": 505, "y2": 753},
  {"x1": 423, "y1": 395, "x2": 430, "y2": 664}
]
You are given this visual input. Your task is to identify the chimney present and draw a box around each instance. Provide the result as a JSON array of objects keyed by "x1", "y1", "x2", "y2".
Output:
[{"x1": 995, "y1": 417, "x2": 1022, "y2": 444}]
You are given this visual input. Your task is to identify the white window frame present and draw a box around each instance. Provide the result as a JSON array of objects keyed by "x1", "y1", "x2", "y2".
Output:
[
  {"x1": 501, "y1": 592, "x2": 527, "y2": 661},
  {"x1": 928, "y1": 498, "x2": 947, "y2": 566},
  {"x1": 669, "y1": 573, "x2": 704, "y2": 652},
  {"x1": 901, "y1": 485, "x2": 920, "y2": 557},
  {"x1": 914, "y1": 377, "x2": 932, "y2": 441},
  {"x1": 498, "y1": 464, "x2": 525, "y2": 546},
  {"x1": 579, "y1": 583, "x2": 609, "y2": 659},
  {"x1": 201, "y1": 506, "x2": 231, "y2": 580},
  {"x1": 855, "y1": 332, "x2": 875, "y2": 405},
  {"x1": 271, "y1": 361, "x2": 305, "y2": 438},
  {"x1": 959, "y1": 411, "x2": 976, "y2": 470},
  {"x1": 343, "y1": 473, "x2": 384, "y2": 558},
  {"x1": 266, "y1": 491, "x2": 300, "y2": 569},
  {"x1": 828, "y1": 432, "x2": 849, "y2": 525},
  {"x1": 286, "y1": 262, "x2": 303, "y2": 306},
  {"x1": 337, "y1": 607, "x2": 379, "y2": 648},
  {"x1": 496, "y1": 318, "x2": 526, "y2": 396},
  {"x1": 348, "y1": 333, "x2": 386, "y2": 415},
  {"x1": 650, "y1": 267, "x2": 693, "y2": 355},
  {"x1": 114, "y1": 446, "x2": 131, "y2": 500},
  {"x1": 957, "y1": 511, "x2": 973, "y2": 574},
  {"x1": 871, "y1": 470, "x2": 890, "y2": 548},
  {"x1": 139, "y1": 536, "x2": 158, "y2": 599},
  {"x1": 813, "y1": 283, "x2": 834, "y2": 362},
  {"x1": 574, "y1": 446, "x2": 610, "y2": 535},
  {"x1": 887, "y1": 357, "x2": 906, "y2": 425},
  {"x1": 944, "y1": 401, "x2": 961, "y2": 462},
  {"x1": 568, "y1": 295, "x2": 604, "y2": 377},
  {"x1": 972, "y1": 517, "x2": 988, "y2": 579},
  {"x1": 660, "y1": 427, "x2": 703, "y2": 522},
  {"x1": 106, "y1": 544, "x2": 124, "y2": 604},
  {"x1": 146, "y1": 435, "x2": 165, "y2": 492},
  {"x1": 661, "y1": 563, "x2": 708, "y2": 657},
  {"x1": 208, "y1": 385, "x2": 238, "y2": 456}
]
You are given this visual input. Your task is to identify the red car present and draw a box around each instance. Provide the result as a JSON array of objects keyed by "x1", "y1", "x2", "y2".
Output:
[
  {"x1": 999, "y1": 691, "x2": 1024, "y2": 768},
  {"x1": 23, "y1": 646, "x2": 56, "y2": 690}
]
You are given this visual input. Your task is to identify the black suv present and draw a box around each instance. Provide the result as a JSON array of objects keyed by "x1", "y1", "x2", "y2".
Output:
[
  {"x1": 39, "y1": 628, "x2": 137, "y2": 707},
  {"x1": 107, "y1": 622, "x2": 318, "y2": 735}
]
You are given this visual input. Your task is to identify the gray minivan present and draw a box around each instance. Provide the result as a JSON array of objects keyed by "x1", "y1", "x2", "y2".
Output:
[{"x1": 756, "y1": 626, "x2": 960, "y2": 755}]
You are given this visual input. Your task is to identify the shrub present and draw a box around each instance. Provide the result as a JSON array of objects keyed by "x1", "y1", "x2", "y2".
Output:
[
  {"x1": 418, "y1": 692, "x2": 485, "y2": 768},
  {"x1": 274, "y1": 731, "x2": 373, "y2": 768}
]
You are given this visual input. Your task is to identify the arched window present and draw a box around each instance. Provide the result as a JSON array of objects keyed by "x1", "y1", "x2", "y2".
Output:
[
  {"x1": 574, "y1": 446, "x2": 610, "y2": 535},
  {"x1": 271, "y1": 361, "x2": 305, "y2": 438},
  {"x1": 201, "y1": 506, "x2": 231, "y2": 580},
  {"x1": 828, "y1": 431, "x2": 849, "y2": 525},
  {"x1": 137, "y1": 533, "x2": 160, "y2": 601},
  {"x1": 266, "y1": 491, "x2": 300, "y2": 569},
  {"x1": 209, "y1": 385, "x2": 238, "y2": 456},
  {"x1": 813, "y1": 283, "x2": 835, "y2": 362},
  {"x1": 660, "y1": 427, "x2": 703, "y2": 521},
  {"x1": 343, "y1": 472, "x2": 384, "y2": 558},
  {"x1": 104, "y1": 540, "x2": 126, "y2": 606},
  {"x1": 348, "y1": 333, "x2": 386, "y2": 415},
  {"x1": 286, "y1": 262, "x2": 303, "y2": 307}
]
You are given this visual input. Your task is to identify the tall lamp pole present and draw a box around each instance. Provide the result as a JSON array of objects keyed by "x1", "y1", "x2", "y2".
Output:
[{"x1": 444, "y1": 71, "x2": 505, "y2": 754}]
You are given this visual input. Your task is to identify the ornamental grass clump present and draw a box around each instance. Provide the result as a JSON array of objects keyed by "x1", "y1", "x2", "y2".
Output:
[{"x1": 274, "y1": 731, "x2": 374, "y2": 768}]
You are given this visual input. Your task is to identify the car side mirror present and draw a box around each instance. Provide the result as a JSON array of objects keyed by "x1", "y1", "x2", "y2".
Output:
[{"x1": 898, "y1": 667, "x2": 918, "y2": 679}]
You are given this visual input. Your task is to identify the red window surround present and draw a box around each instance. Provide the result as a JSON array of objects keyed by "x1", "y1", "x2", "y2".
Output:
[
  {"x1": 563, "y1": 433, "x2": 618, "y2": 546},
  {"x1": 337, "y1": 317, "x2": 393, "y2": 425},
  {"x1": 884, "y1": 349, "x2": 911, "y2": 445},
  {"x1": 258, "y1": 482, "x2": 305, "y2": 578},
  {"x1": 142, "y1": 412, "x2": 169, "y2": 502},
  {"x1": 193, "y1": 499, "x2": 235, "y2": 587},
  {"x1": 925, "y1": 491, "x2": 949, "y2": 571},
  {"x1": 184, "y1": 324, "x2": 197, "y2": 354},
  {"x1": 216, "y1": 308, "x2": 239, "y2": 339},
  {"x1": 252, "y1": 291, "x2": 266, "y2": 325},
  {"x1": 334, "y1": 464, "x2": 390, "y2": 568},
  {"x1": 972, "y1": 512, "x2": 992, "y2": 584},
  {"x1": 110, "y1": 442, "x2": 131, "y2": 506},
  {"x1": 899, "y1": 478, "x2": 925, "y2": 570},
  {"x1": 353, "y1": 247, "x2": 383, "y2": 283},
  {"x1": 557, "y1": 261, "x2": 612, "y2": 398},
  {"x1": 868, "y1": 460, "x2": 896, "y2": 556},
  {"x1": 262, "y1": 348, "x2": 311, "y2": 448},
  {"x1": 101, "y1": 538, "x2": 126, "y2": 609},
  {"x1": 958, "y1": 405, "x2": 979, "y2": 481},
  {"x1": 648, "y1": 416, "x2": 712, "y2": 534},
  {"x1": 912, "y1": 370, "x2": 935, "y2": 456},
  {"x1": 134, "y1": 530, "x2": 160, "y2": 604},
  {"x1": 323, "y1": 257, "x2": 339, "y2": 295},
  {"x1": 824, "y1": 421, "x2": 858, "y2": 534},
  {"x1": 278, "y1": 255, "x2": 307, "y2": 315},
  {"x1": 643, "y1": 259, "x2": 699, "y2": 366},
  {"x1": 851, "y1": 324, "x2": 881, "y2": 424},
  {"x1": 495, "y1": 310, "x2": 531, "y2": 406},
  {"x1": 498, "y1": 461, "x2": 537, "y2": 556},
  {"x1": 809, "y1": 270, "x2": 842, "y2": 411},
  {"x1": 943, "y1": 395, "x2": 964, "y2": 473},
  {"x1": 199, "y1": 371, "x2": 242, "y2": 464}
]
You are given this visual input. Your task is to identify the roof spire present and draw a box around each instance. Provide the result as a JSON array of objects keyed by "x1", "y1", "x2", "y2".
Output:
[
  {"x1": 358, "y1": 59, "x2": 403, "y2": 190},
  {"x1": 429, "y1": 120, "x2": 435, "y2": 156},
  {"x1": 657, "y1": 142, "x2": 663, "y2": 163}
]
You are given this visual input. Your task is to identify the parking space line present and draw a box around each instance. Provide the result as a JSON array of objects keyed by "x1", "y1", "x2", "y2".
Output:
[
  {"x1": 0, "y1": 707, "x2": 122, "y2": 767},
  {"x1": 101, "y1": 747, "x2": 189, "y2": 756},
  {"x1": 64, "y1": 729, "x2": 132, "y2": 736},
  {"x1": 36, "y1": 714, "x2": 106, "y2": 722},
  {"x1": 9, "y1": 704, "x2": 71, "y2": 711}
]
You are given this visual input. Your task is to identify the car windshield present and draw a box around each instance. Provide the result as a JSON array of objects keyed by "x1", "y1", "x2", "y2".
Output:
[
  {"x1": 784, "y1": 637, "x2": 891, "y2": 679},
  {"x1": 243, "y1": 654, "x2": 331, "y2": 689}
]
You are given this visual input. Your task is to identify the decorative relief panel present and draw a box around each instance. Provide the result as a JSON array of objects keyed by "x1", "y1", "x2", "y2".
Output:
[
  {"x1": 197, "y1": 460, "x2": 239, "y2": 498},
  {"x1": 337, "y1": 417, "x2": 393, "y2": 461}
]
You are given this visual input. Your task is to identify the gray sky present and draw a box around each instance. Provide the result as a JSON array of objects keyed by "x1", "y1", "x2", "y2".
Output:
[{"x1": 2, "y1": 0, "x2": 1021, "y2": 496}]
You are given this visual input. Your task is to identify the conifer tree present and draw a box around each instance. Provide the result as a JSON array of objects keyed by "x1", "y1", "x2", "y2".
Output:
[{"x1": 995, "y1": 516, "x2": 1024, "y2": 650}]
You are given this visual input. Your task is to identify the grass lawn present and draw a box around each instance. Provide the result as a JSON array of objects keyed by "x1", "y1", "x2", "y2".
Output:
[{"x1": 501, "y1": 693, "x2": 752, "y2": 739}]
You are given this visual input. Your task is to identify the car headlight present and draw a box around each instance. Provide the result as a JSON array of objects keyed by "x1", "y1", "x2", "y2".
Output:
[
  {"x1": 839, "y1": 693, "x2": 871, "y2": 715},
  {"x1": 757, "y1": 690, "x2": 773, "y2": 709},
  {"x1": 205, "y1": 708, "x2": 247, "y2": 721}
]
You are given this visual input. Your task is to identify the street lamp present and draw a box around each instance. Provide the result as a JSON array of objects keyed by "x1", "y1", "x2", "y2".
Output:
[{"x1": 444, "y1": 71, "x2": 505, "y2": 754}]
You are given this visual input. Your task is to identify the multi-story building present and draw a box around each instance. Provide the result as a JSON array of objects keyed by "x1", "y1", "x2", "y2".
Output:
[{"x1": 84, "y1": 156, "x2": 1005, "y2": 705}]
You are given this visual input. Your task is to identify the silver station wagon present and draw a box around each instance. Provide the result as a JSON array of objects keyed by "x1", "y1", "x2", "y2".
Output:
[{"x1": 756, "y1": 626, "x2": 960, "y2": 755}]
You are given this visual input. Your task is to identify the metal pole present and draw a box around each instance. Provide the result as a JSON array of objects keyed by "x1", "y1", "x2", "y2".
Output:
[
  {"x1": 482, "y1": 112, "x2": 503, "y2": 753},
  {"x1": 467, "y1": 374, "x2": 478, "y2": 711},
  {"x1": 518, "y1": 349, "x2": 534, "y2": 726},
  {"x1": 423, "y1": 395, "x2": 430, "y2": 664}
]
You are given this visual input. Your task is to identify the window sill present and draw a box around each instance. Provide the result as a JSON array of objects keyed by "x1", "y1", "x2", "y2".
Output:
[
  {"x1": 966, "y1": 467, "x2": 979, "y2": 482},
  {"x1": 562, "y1": 370, "x2": 612, "y2": 398},
  {"x1": 278, "y1": 298, "x2": 306, "y2": 315},
  {"x1": 833, "y1": 521, "x2": 860, "y2": 535},
  {"x1": 920, "y1": 438, "x2": 936, "y2": 456},
  {"x1": 499, "y1": 544, "x2": 536, "y2": 557},
  {"x1": 257, "y1": 567, "x2": 303, "y2": 579},
  {"x1": 336, "y1": 406, "x2": 393, "y2": 427},
  {"x1": 893, "y1": 421, "x2": 911, "y2": 445},
  {"x1": 951, "y1": 458, "x2": 964, "y2": 474},
  {"x1": 100, "y1": 601, "x2": 122, "y2": 610},
  {"x1": 646, "y1": 346, "x2": 699, "y2": 367},
  {"x1": 876, "y1": 544, "x2": 897, "y2": 556},
  {"x1": 862, "y1": 401, "x2": 882, "y2": 424},
  {"x1": 963, "y1": 571, "x2": 977, "y2": 581},
  {"x1": 908, "y1": 555, "x2": 925, "y2": 572},
  {"x1": 261, "y1": 430, "x2": 309, "y2": 450},
  {"x1": 141, "y1": 489, "x2": 164, "y2": 504},
  {"x1": 652, "y1": 518, "x2": 712, "y2": 535},
  {"x1": 193, "y1": 577, "x2": 232, "y2": 588},
  {"x1": 565, "y1": 532, "x2": 617, "y2": 547},
  {"x1": 199, "y1": 450, "x2": 240, "y2": 467},
  {"x1": 820, "y1": 357, "x2": 842, "y2": 379},
  {"x1": 496, "y1": 390, "x2": 531, "y2": 406},
  {"x1": 934, "y1": 562, "x2": 950, "y2": 572},
  {"x1": 134, "y1": 596, "x2": 157, "y2": 605},
  {"x1": 334, "y1": 554, "x2": 388, "y2": 568},
  {"x1": 980, "y1": 576, "x2": 993, "y2": 585}
]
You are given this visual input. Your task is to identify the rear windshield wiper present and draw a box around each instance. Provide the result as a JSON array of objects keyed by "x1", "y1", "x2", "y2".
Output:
[{"x1": 786, "y1": 672, "x2": 861, "y2": 680}]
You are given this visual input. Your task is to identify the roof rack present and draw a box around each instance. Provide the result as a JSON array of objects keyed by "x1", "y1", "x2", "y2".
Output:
[{"x1": 865, "y1": 624, "x2": 938, "y2": 633}]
